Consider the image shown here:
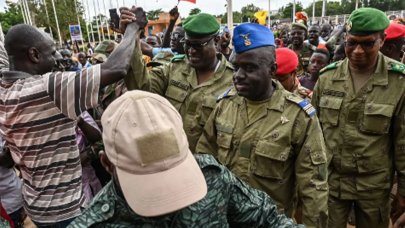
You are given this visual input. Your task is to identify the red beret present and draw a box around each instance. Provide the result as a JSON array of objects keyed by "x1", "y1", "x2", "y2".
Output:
[
  {"x1": 385, "y1": 23, "x2": 405, "y2": 40},
  {"x1": 275, "y1": 48, "x2": 299, "y2": 75}
]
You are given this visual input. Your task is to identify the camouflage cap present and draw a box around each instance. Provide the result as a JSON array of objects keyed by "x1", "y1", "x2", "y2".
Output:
[
  {"x1": 183, "y1": 13, "x2": 220, "y2": 37},
  {"x1": 291, "y1": 22, "x2": 307, "y2": 31},
  {"x1": 92, "y1": 40, "x2": 118, "y2": 63},
  {"x1": 347, "y1": 7, "x2": 390, "y2": 35}
]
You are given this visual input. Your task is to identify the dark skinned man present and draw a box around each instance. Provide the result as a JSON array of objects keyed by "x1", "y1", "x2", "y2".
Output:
[
  {"x1": 288, "y1": 23, "x2": 312, "y2": 75},
  {"x1": 321, "y1": 23, "x2": 332, "y2": 41},
  {"x1": 217, "y1": 27, "x2": 232, "y2": 61},
  {"x1": 299, "y1": 48, "x2": 330, "y2": 91},
  {"x1": 380, "y1": 22, "x2": 405, "y2": 62},
  {"x1": 311, "y1": 7, "x2": 405, "y2": 228},
  {"x1": 305, "y1": 25, "x2": 327, "y2": 50},
  {"x1": 196, "y1": 23, "x2": 328, "y2": 228},
  {"x1": 0, "y1": 7, "x2": 146, "y2": 227},
  {"x1": 125, "y1": 12, "x2": 233, "y2": 153}
]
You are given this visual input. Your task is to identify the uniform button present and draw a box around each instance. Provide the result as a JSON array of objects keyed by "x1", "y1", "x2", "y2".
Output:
[{"x1": 101, "y1": 204, "x2": 110, "y2": 212}]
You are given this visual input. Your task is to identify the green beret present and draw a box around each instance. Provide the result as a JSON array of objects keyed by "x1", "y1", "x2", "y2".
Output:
[
  {"x1": 183, "y1": 13, "x2": 220, "y2": 37},
  {"x1": 291, "y1": 22, "x2": 307, "y2": 31},
  {"x1": 347, "y1": 7, "x2": 390, "y2": 35}
]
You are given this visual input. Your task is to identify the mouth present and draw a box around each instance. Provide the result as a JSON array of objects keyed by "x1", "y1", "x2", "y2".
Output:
[{"x1": 234, "y1": 82, "x2": 249, "y2": 91}]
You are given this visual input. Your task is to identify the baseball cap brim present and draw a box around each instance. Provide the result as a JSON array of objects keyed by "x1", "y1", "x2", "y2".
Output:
[{"x1": 116, "y1": 150, "x2": 207, "y2": 217}]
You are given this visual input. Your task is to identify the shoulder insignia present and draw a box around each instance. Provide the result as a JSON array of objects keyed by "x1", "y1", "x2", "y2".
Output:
[
  {"x1": 217, "y1": 87, "x2": 235, "y2": 101},
  {"x1": 286, "y1": 95, "x2": 316, "y2": 117},
  {"x1": 170, "y1": 54, "x2": 186, "y2": 63},
  {"x1": 388, "y1": 61, "x2": 405, "y2": 75},
  {"x1": 319, "y1": 62, "x2": 338, "y2": 75}
]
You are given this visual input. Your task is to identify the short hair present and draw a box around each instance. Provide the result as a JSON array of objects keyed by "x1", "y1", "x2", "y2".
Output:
[
  {"x1": 4, "y1": 24, "x2": 50, "y2": 57},
  {"x1": 258, "y1": 46, "x2": 276, "y2": 65},
  {"x1": 383, "y1": 37, "x2": 404, "y2": 51},
  {"x1": 313, "y1": 48, "x2": 330, "y2": 62}
]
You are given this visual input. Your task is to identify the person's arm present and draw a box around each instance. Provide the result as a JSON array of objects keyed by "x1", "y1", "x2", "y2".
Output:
[
  {"x1": 391, "y1": 92, "x2": 405, "y2": 223},
  {"x1": 0, "y1": 146, "x2": 14, "y2": 169},
  {"x1": 140, "y1": 40, "x2": 154, "y2": 58},
  {"x1": 226, "y1": 167, "x2": 303, "y2": 227},
  {"x1": 294, "y1": 113, "x2": 329, "y2": 228},
  {"x1": 161, "y1": 6, "x2": 179, "y2": 48},
  {"x1": 77, "y1": 112, "x2": 102, "y2": 144},
  {"x1": 195, "y1": 104, "x2": 220, "y2": 157},
  {"x1": 325, "y1": 26, "x2": 345, "y2": 52},
  {"x1": 0, "y1": 36, "x2": 9, "y2": 70}
]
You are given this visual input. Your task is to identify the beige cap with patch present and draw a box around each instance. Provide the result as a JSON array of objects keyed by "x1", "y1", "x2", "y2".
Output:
[{"x1": 101, "y1": 90, "x2": 207, "y2": 217}]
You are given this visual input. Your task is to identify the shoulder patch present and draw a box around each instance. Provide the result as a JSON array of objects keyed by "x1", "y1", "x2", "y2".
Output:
[
  {"x1": 388, "y1": 62, "x2": 405, "y2": 75},
  {"x1": 286, "y1": 95, "x2": 316, "y2": 117},
  {"x1": 319, "y1": 62, "x2": 338, "y2": 75},
  {"x1": 170, "y1": 54, "x2": 186, "y2": 62},
  {"x1": 217, "y1": 87, "x2": 236, "y2": 101}
]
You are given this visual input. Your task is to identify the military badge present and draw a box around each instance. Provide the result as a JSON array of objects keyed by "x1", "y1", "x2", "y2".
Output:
[
  {"x1": 346, "y1": 21, "x2": 352, "y2": 32},
  {"x1": 240, "y1": 33, "x2": 251, "y2": 46}
]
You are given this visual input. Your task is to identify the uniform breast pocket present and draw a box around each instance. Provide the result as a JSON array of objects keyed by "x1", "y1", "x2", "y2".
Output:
[
  {"x1": 318, "y1": 96, "x2": 343, "y2": 126},
  {"x1": 215, "y1": 122, "x2": 234, "y2": 165},
  {"x1": 165, "y1": 85, "x2": 188, "y2": 110},
  {"x1": 199, "y1": 96, "x2": 217, "y2": 126},
  {"x1": 252, "y1": 140, "x2": 290, "y2": 180},
  {"x1": 359, "y1": 103, "x2": 394, "y2": 134}
]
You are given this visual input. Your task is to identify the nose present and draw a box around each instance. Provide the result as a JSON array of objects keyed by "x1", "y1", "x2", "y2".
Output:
[
  {"x1": 233, "y1": 68, "x2": 246, "y2": 81},
  {"x1": 353, "y1": 44, "x2": 365, "y2": 54}
]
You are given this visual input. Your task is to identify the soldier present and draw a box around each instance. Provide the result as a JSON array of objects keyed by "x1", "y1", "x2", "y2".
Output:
[
  {"x1": 274, "y1": 47, "x2": 312, "y2": 99},
  {"x1": 196, "y1": 23, "x2": 328, "y2": 228},
  {"x1": 288, "y1": 23, "x2": 312, "y2": 74},
  {"x1": 380, "y1": 23, "x2": 405, "y2": 62},
  {"x1": 311, "y1": 7, "x2": 405, "y2": 228},
  {"x1": 125, "y1": 13, "x2": 234, "y2": 152}
]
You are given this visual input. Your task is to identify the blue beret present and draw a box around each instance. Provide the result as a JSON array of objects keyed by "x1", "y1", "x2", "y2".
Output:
[{"x1": 232, "y1": 23, "x2": 275, "y2": 54}]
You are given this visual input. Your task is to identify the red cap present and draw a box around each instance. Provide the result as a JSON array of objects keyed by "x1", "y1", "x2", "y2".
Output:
[
  {"x1": 276, "y1": 48, "x2": 299, "y2": 75},
  {"x1": 385, "y1": 23, "x2": 405, "y2": 40}
]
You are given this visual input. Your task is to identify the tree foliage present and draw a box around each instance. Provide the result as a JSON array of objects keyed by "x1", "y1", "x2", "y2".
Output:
[
  {"x1": 304, "y1": 1, "x2": 345, "y2": 17},
  {"x1": 279, "y1": 2, "x2": 304, "y2": 19},
  {"x1": 241, "y1": 4, "x2": 260, "y2": 22},
  {"x1": 0, "y1": 1, "x2": 24, "y2": 33},
  {"x1": 189, "y1": 8, "x2": 201, "y2": 15},
  {"x1": 147, "y1": 8, "x2": 163, "y2": 20}
]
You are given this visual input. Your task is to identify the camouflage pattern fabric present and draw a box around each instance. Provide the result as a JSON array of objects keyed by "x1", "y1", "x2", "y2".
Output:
[{"x1": 68, "y1": 154, "x2": 303, "y2": 228}]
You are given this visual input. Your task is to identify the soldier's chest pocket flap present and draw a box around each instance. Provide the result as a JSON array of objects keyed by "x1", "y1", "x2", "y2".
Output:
[
  {"x1": 165, "y1": 83, "x2": 188, "y2": 104},
  {"x1": 253, "y1": 140, "x2": 290, "y2": 180},
  {"x1": 360, "y1": 103, "x2": 395, "y2": 134},
  {"x1": 318, "y1": 96, "x2": 343, "y2": 126},
  {"x1": 200, "y1": 96, "x2": 217, "y2": 125},
  {"x1": 215, "y1": 121, "x2": 234, "y2": 165}
]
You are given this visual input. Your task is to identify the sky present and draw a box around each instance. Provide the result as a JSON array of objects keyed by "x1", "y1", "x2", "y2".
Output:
[{"x1": 0, "y1": 0, "x2": 318, "y2": 18}]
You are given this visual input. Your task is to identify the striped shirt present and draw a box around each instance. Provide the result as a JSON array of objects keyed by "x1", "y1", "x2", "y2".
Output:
[{"x1": 0, "y1": 65, "x2": 101, "y2": 223}]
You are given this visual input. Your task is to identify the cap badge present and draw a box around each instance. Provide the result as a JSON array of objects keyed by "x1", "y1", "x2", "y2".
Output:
[{"x1": 240, "y1": 33, "x2": 251, "y2": 46}]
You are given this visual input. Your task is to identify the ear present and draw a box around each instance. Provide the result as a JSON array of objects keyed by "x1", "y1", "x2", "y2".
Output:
[
  {"x1": 28, "y1": 47, "x2": 40, "y2": 63},
  {"x1": 214, "y1": 35, "x2": 221, "y2": 44},
  {"x1": 379, "y1": 32, "x2": 386, "y2": 48},
  {"x1": 99, "y1": 150, "x2": 114, "y2": 175},
  {"x1": 270, "y1": 63, "x2": 277, "y2": 77}
]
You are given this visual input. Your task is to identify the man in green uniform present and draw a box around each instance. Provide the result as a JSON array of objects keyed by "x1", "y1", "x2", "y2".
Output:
[
  {"x1": 288, "y1": 23, "x2": 312, "y2": 75},
  {"x1": 196, "y1": 23, "x2": 328, "y2": 228},
  {"x1": 125, "y1": 13, "x2": 233, "y2": 152},
  {"x1": 68, "y1": 90, "x2": 303, "y2": 228},
  {"x1": 311, "y1": 7, "x2": 405, "y2": 228}
]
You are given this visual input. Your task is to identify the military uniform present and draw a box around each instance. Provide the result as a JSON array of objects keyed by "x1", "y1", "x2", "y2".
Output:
[
  {"x1": 196, "y1": 80, "x2": 328, "y2": 228},
  {"x1": 288, "y1": 44, "x2": 312, "y2": 75},
  {"x1": 125, "y1": 46, "x2": 233, "y2": 152},
  {"x1": 68, "y1": 154, "x2": 303, "y2": 228},
  {"x1": 312, "y1": 54, "x2": 405, "y2": 227}
]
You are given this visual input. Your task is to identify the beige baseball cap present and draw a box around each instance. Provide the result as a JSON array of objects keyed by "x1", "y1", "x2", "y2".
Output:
[{"x1": 101, "y1": 90, "x2": 207, "y2": 217}]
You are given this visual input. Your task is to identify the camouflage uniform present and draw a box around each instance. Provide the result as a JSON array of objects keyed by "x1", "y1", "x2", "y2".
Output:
[
  {"x1": 312, "y1": 54, "x2": 405, "y2": 227},
  {"x1": 125, "y1": 46, "x2": 234, "y2": 152},
  {"x1": 196, "y1": 80, "x2": 328, "y2": 228},
  {"x1": 68, "y1": 154, "x2": 303, "y2": 228},
  {"x1": 288, "y1": 44, "x2": 312, "y2": 75}
]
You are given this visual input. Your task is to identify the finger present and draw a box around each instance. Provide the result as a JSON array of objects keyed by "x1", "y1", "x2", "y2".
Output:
[
  {"x1": 119, "y1": 7, "x2": 130, "y2": 12},
  {"x1": 121, "y1": 14, "x2": 136, "y2": 21},
  {"x1": 120, "y1": 10, "x2": 135, "y2": 17}
]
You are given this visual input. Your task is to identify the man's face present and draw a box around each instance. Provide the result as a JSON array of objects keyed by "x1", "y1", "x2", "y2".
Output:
[
  {"x1": 308, "y1": 26, "x2": 321, "y2": 44},
  {"x1": 146, "y1": 36, "x2": 159, "y2": 47},
  {"x1": 183, "y1": 34, "x2": 217, "y2": 70},
  {"x1": 308, "y1": 53, "x2": 328, "y2": 77},
  {"x1": 170, "y1": 27, "x2": 185, "y2": 53},
  {"x1": 280, "y1": 32, "x2": 290, "y2": 45},
  {"x1": 320, "y1": 25, "x2": 331, "y2": 38},
  {"x1": 220, "y1": 32, "x2": 231, "y2": 48},
  {"x1": 232, "y1": 48, "x2": 274, "y2": 101},
  {"x1": 78, "y1": 53, "x2": 86, "y2": 65},
  {"x1": 274, "y1": 73, "x2": 295, "y2": 92},
  {"x1": 38, "y1": 38, "x2": 61, "y2": 74},
  {"x1": 345, "y1": 33, "x2": 384, "y2": 69},
  {"x1": 290, "y1": 28, "x2": 306, "y2": 46}
]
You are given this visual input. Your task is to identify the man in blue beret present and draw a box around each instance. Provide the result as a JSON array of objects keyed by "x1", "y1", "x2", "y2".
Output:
[
  {"x1": 312, "y1": 7, "x2": 405, "y2": 228},
  {"x1": 196, "y1": 23, "x2": 328, "y2": 228},
  {"x1": 124, "y1": 12, "x2": 234, "y2": 153}
]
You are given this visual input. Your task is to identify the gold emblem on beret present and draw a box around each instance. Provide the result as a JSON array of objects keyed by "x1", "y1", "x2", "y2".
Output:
[
  {"x1": 346, "y1": 21, "x2": 352, "y2": 32},
  {"x1": 240, "y1": 33, "x2": 251, "y2": 46}
]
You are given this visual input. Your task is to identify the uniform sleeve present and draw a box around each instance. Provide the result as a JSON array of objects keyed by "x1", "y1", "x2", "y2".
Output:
[
  {"x1": 294, "y1": 114, "x2": 329, "y2": 228},
  {"x1": 44, "y1": 65, "x2": 101, "y2": 120},
  {"x1": 226, "y1": 169, "x2": 303, "y2": 227},
  {"x1": 311, "y1": 80, "x2": 321, "y2": 112},
  {"x1": 195, "y1": 104, "x2": 220, "y2": 156},
  {"x1": 394, "y1": 92, "x2": 405, "y2": 197},
  {"x1": 124, "y1": 40, "x2": 169, "y2": 96}
]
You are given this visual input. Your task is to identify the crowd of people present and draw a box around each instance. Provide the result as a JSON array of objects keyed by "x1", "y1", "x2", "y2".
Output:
[{"x1": 0, "y1": 4, "x2": 405, "y2": 228}]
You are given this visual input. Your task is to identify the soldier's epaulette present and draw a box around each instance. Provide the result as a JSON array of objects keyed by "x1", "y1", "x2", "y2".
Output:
[
  {"x1": 319, "y1": 62, "x2": 338, "y2": 75},
  {"x1": 217, "y1": 87, "x2": 235, "y2": 102},
  {"x1": 170, "y1": 54, "x2": 186, "y2": 63},
  {"x1": 286, "y1": 95, "x2": 316, "y2": 117},
  {"x1": 388, "y1": 61, "x2": 405, "y2": 75}
]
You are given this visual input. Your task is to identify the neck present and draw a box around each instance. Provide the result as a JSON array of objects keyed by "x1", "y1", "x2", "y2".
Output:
[
  {"x1": 349, "y1": 57, "x2": 378, "y2": 75},
  {"x1": 195, "y1": 57, "x2": 219, "y2": 75},
  {"x1": 292, "y1": 43, "x2": 303, "y2": 50},
  {"x1": 309, "y1": 73, "x2": 319, "y2": 81},
  {"x1": 8, "y1": 57, "x2": 38, "y2": 75}
]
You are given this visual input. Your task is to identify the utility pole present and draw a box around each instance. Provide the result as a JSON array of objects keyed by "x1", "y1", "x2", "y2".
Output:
[
  {"x1": 226, "y1": 0, "x2": 233, "y2": 35},
  {"x1": 51, "y1": 0, "x2": 63, "y2": 47}
]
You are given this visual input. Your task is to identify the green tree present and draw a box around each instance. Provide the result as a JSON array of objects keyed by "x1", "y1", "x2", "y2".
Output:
[
  {"x1": 221, "y1": 11, "x2": 242, "y2": 23},
  {"x1": 146, "y1": 8, "x2": 163, "y2": 20},
  {"x1": 241, "y1": 4, "x2": 260, "y2": 22},
  {"x1": 0, "y1": 1, "x2": 24, "y2": 33},
  {"x1": 304, "y1": 1, "x2": 344, "y2": 17},
  {"x1": 279, "y1": 2, "x2": 304, "y2": 19},
  {"x1": 189, "y1": 8, "x2": 201, "y2": 15}
]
